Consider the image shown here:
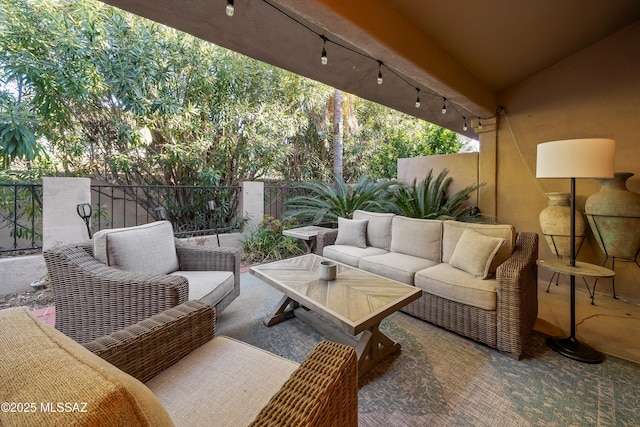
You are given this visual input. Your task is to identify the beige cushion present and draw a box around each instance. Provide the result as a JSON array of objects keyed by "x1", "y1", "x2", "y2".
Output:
[
  {"x1": 0, "y1": 307, "x2": 174, "y2": 427},
  {"x1": 415, "y1": 264, "x2": 498, "y2": 311},
  {"x1": 103, "y1": 221, "x2": 179, "y2": 275},
  {"x1": 323, "y1": 245, "x2": 388, "y2": 268},
  {"x1": 147, "y1": 336, "x2": 298, "y2": 427},
  {"x1": 353, "y1": 210, "x2": 395, "y2": 250},
  {"x1": 449, "y1": 229, "x2": 505, "y2": 279},
  {"x1": 442, "y1": 221, "x2": 516, "y2": 274},
  {"x1": 390, "y1": 216, "x2": 443, "y2": 262},
  {"x1": 171, "y1": 271, "x2": 234, "y2": 306},
  {"x1": 359, "y1": 252, "x2": 439, "y2": 285},
  {"x1": 334, "y1": 217, "x2": 368, "y2": 249}
]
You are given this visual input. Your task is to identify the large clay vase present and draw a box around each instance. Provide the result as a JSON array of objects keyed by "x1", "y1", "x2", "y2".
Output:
[
  {"x1": 539, "y1": 192, "x2": 585, "y2": 258},
  {"x1": 585, "y1": 172, "x2": 640, "y2": 260}
]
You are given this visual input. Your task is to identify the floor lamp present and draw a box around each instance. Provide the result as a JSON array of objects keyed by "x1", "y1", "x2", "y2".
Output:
[{"x1": 536, "y1": 138, "x2": 615, "y2": 363}]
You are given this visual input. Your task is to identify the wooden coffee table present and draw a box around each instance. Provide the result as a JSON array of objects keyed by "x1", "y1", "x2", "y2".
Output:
[{"x1": 250, "y1": 254, "x2": 422, "y2": 377}]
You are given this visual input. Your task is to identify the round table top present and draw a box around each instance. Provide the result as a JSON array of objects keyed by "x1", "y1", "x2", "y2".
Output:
[{"x1": 536, "y1": 258, "x2": 615, "y2": 278}]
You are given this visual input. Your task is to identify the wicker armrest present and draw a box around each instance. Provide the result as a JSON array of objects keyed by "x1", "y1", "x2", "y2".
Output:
[
  {"x1": 83, "y1": 301, "x2": 215, "y2": 383},
  {"x1": 175, "y1": 239, "x2": 240, "y2": 274},
  {"x1": 495, "y1": 231, "x2": 539, "y2": 358},
  {"x1": 250, "y1": 340, "x2": 358, "y2": 427},
  {"x1": 43, "y1": 244, "x2": 190, "y2": 343},
  {"x1": 314, "y1": 229, "x2": 338, "y2": 255}
]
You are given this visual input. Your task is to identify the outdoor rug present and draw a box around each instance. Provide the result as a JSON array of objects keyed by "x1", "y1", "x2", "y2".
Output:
[{"x1": 216, "y1": 273, "x2": 640, "y2": 427}]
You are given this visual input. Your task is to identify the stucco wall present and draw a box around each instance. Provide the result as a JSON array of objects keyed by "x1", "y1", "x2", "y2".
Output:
[
  {"x1": 496, "y1": 21, "x2": 640, "y2": 300},
  {"x1": 397, "y1": 152, "x2": 480, "y2": 208}
]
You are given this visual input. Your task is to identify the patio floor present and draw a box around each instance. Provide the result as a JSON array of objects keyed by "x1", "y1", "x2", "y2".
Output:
[{"x1": 30, "y1": 270, "x2": 640, "y2": 364}]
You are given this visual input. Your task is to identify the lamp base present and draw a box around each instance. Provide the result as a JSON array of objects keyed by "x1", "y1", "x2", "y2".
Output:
[{"x1": 547, "y1": 336, "x2": 603, "y2": 364}]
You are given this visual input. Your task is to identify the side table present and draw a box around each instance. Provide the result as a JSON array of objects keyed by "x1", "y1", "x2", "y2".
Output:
[
  {"x1": 282, "y1": 225, "x2": 333, "y2": 254},
  {"x1": 537, "y1": 258, "x2": 614, "y2": 363}
]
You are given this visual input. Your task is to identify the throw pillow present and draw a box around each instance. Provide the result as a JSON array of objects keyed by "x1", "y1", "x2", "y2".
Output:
[
  {"x1": 449, "y1": 228, "x2": 505, "y2": 279},
  {"x1": 334, "y1": 217, "x2": 368, "y2": 249}
]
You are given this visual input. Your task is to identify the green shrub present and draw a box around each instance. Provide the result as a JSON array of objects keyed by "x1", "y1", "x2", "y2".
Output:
[
  {"x1": 241, "y1": 216, "x2": 306, "y2": 264},
  {"x1": 282, "y1": 175, "x2": 398, "y2": 225},
  {"x1": 393, "y1": 169, "x2": 489, "y2": 222}
]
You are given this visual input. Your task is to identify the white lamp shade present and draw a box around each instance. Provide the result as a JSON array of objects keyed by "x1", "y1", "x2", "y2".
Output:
[{"x1": 536, "y1": 138, "x2": 615, "y2": 178}]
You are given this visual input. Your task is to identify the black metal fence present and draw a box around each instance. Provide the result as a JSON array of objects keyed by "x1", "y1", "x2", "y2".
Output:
[
  {"x1": 1, "y1": 182, "x2": 307, "y2": 254},
  {"x1": 0, "y1": 183, "x2": 43, "y2": 254},
  {"x1": 90, "y1": 184, "x2": 242, "y2": 238}
]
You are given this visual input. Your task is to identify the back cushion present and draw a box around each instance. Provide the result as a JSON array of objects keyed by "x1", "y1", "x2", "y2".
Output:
[
  {"x1": 103, "y1": 221, "x2": 179, "y2": 275},
  {"x1": 442, "y1": 220, "x2": 516, "y2": 273},
  {"x1": 390, "y1": 216, "x2": 443, "y2": 262},
  {"x1": 353, "y1": 210, "x2": 395, "y2": 250}
]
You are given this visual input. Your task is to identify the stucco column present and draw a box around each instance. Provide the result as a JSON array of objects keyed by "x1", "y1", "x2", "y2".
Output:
[
  {"x1": 472, "y1": 117, "x2": 497, "y2": 219},
  {"x1": 43, "y1": 177, "x2": 92, "y2": 249},
  {"x1": 239, "y1": 181, "x2": 264, "y2": 233}
]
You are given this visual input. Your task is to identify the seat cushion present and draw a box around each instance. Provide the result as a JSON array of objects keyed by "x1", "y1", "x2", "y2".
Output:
[
  {"x1": 97, "y1": 221, "x2": 179, "y2": 275},
  {"x1": 334, "y1": 217, "x2": 368, "y2": 248},
  {"x1": 323, "y1": 245, "x2": 388, "y2": 268},
  {"x1": 442, "y1": 221, "x2": 516, "y2": 275},
  {"x1": 415, "y1": 263, "x2": 498, "y2": 311},
  {"x1": 353, "y1": 210, "x2": 395, "y2": 250},
  {"x1": 147, "y1": 336, "x2": 298, "y2": 427},
  {"x1": 171, "y1": 270, "x2": 234, "y2": 307},
  {"x1": 390, "y1": 217, "x2": 443, "y2": 262},
  {"x1": 359, "y1": 252, "x2": 439, "y2": 285},
  {"x1": 0, "y1": 307, "x2": 174, "y2": 427}
]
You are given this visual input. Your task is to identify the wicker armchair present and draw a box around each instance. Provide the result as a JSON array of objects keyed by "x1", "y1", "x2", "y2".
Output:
[
  {"x1": 0, "y1": 302, "x2": 358, "y2": 427},
  {"x1": 43, "y1": 221, "x2": 240, "y2": 344}
]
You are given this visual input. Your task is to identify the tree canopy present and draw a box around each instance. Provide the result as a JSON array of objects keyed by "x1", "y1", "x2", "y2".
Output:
[{"x1": 0, "y1": 0, "x2": 469, "y2": 186}]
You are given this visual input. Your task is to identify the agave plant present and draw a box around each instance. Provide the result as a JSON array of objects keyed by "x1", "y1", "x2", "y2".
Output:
[
  {"x1": 283, "y1": 175, "x2": 399, "y2": 225},
  {"x1": 393, "y1": 169, "x2": 487, "y2": 222}
]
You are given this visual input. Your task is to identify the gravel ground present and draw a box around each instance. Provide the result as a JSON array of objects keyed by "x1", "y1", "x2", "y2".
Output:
[{"x1": 0, "y1": 287, "x2": 54, "y2": 311}]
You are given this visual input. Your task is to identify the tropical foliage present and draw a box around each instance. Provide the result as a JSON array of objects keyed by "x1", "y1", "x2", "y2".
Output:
[
  {"x1": 393, "y1": 169, "x2": 486, "y2": 222},
  {"x1": 0, "y1": 0, "x2": 468, "y2": 186},
  {"x1": 240, "y1": 216, "x2": 306, "y2": 263},
  {"x1": 282, "y1": 175, "x2": 399, "y2": 225}
]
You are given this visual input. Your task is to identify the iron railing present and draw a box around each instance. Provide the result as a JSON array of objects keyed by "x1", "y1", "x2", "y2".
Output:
[
  {"x1": 90, "y1": 184, "x2": 242, "y2": 238},
  {"x1": 1, "y1": 182, "x2": 308, "y2": 254},
  {"x1": 0, "y1": 183, "x2": 43, "y2": 254}
]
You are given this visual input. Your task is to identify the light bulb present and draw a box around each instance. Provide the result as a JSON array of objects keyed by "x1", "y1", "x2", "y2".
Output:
[
  {"x1": 226, "y1": 0, "x2": 234, "y2": 16},
  {"x1": 415, "y1": 89, "x2": 420, "y2": 108},
  {"x1": 377, "y1": 62, "x2": 383, "y2": 84},
  {"x1": 321, "y1": 48, "x2": 327, "y2": 65},
  {"x1": 478, "y1": 120, "x2": 483, "y2": 129},
  {"x1": 441, "y1": 98, "x2": 447, "y2": 114},
  {"x1": 463, "y1": 122, "x2": 468, "y2": 131}
]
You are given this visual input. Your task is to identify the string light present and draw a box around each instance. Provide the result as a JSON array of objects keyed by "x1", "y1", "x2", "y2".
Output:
[
  {"x1": 320, "y1": 36, "x2": 328, "y2": 65},
  {"x1": 226, "y1": 0, "x2": 234, "y2": 17},
  {"x1": 224, "y1": 0, "x2": 489, "y2": 132}
]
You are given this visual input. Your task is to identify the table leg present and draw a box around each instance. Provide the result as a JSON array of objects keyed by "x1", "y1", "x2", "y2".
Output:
[
  {"x1": 264, "y1": 295, "x2": 299, "y2": 326},
  {"x1": 355, "y1": 323, "x2": 401, "y2": 378}
]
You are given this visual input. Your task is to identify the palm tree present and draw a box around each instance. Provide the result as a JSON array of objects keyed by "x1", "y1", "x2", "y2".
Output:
[
  {"x1": 332, "y1": 88, "x2": 344, "y2": 179},
  {"x1": 283, "y1": 175, "x2": 398, "y2": 225},
  {"x1": 393, "y1": 169, "x2": 487, "y2": 222}
]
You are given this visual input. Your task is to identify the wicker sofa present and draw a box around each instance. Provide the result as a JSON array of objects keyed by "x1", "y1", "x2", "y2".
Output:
[
  {"x1": 0, "y1": 302, "x2": 358, "y2": 426},
  {"x1": 43, "y1": 220, "x2": 240, "y2": 343},
  {"x1": 317, "y1": 210, "x2": 539, "y2": 359}
]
